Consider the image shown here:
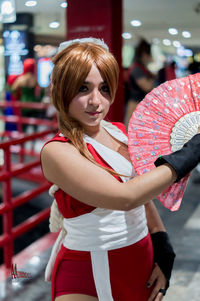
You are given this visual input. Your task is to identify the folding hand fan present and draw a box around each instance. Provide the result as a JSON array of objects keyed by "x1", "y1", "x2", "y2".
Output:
[{"x1": 128, "y1": 73, "x2": 200, "y2": 211}]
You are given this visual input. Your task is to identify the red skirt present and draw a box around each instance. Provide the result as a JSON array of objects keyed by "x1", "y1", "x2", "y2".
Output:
[{"x1": 52, "y1": 233, "x2": 154, "y2": 301}]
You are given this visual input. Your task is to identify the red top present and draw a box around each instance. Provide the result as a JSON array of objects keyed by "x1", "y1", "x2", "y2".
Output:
[
  {"x1": 42, "y1": 122, "x2": 154, "y2": 301},
  {"x1": 42, "y1": 122, "x2": 127, "y2": 263},
  {"x1": 42, "y1": 122, "x2": 127, "y2": 219}
]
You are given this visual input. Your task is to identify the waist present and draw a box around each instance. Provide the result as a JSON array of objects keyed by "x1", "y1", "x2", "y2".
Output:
[{"x1": 63, "y1": 206, "x2": 148, "y2": 251}]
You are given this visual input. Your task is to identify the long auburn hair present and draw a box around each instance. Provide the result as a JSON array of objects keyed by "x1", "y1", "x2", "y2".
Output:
[{"x1": 51, "y1": 42, "x2": 121, "y2": 176}]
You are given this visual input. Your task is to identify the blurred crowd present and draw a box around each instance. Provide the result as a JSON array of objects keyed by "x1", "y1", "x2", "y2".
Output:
[
  {"x1": 123, "y1": 38, "x2": 200, "y2": 185},
  {"x1": 123, "y1": 38, "x2": 199, "y2": 128},
  {"x1": 3, "y1": 38, "x2": 200, "y2": 135}
]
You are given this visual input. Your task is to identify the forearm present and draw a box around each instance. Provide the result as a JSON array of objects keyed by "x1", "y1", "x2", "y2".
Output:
[
  {"x1": 77, "y1": 163, "x2": 177, "y2": 211},
  {"x1": 121, "y1": 163, "x2": 177, "y2": 211},
  {"x1": 42, "y1": 143, "x2": 178, "y2": 211},
  {"x1": 145, "y1": 201, "x2": 166, "y2": 233}
]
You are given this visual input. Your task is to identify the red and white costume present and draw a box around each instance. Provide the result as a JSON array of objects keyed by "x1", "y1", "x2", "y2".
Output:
[{"x1": 43, "y1": 121, "x2": 154, "y2": 301}]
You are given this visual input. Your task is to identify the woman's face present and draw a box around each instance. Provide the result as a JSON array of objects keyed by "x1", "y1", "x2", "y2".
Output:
[{"x1": 68, "y1": 64, "x2": 112, "y2": 133}]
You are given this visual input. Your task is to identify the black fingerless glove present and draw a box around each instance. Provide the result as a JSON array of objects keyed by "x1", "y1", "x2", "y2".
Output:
[
  {"x1": 151, "y1": 231, "x2": 176, "y2": 289},
  {"x1": 154, "y1": 134, "x2": 200, "y2": 182}
]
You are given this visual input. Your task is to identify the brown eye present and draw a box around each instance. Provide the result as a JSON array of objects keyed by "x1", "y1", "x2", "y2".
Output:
[
  {"x1": 78, "y1": 85, "x2": 88, "y2": 93},
  {"x1": 101, "y1": 85, "x2": 110, "y2": 94}
]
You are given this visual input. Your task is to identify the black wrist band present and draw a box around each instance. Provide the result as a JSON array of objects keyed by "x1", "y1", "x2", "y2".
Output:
[
  {"x1": 154, "y1": 134, "x2": 200, "y2": 182},
  {"x1": 151, "y1": 231, "x2": 176, "y2": 286}
]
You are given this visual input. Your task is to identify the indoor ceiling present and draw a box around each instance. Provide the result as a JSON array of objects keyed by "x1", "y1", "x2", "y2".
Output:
[
  {"x1": 2, "y1": 0, "x2": 200, "y2": 50},
  {"x1": 124, "y1": 0, "x2": 200, "y2": 50}
]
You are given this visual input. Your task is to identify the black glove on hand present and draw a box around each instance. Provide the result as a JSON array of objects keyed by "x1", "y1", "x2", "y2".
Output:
[
  {"x1": 154, "y1": 134, "x2": 200, "y2": 182},
  {"x1": 151, "y1": 231, "x2": 176, "y2": 290}
]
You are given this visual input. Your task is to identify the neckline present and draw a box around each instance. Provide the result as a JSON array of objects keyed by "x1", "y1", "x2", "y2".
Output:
[{"x1": 84, "y1": 122, "x2": 132, "y2": 166}]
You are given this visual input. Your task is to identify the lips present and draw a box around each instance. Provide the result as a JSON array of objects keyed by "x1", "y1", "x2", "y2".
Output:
[{"x1": 86, "y1": 111, "x2": 101, "y2": 116}]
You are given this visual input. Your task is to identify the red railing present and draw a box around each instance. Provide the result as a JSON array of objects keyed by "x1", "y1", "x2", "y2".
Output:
[
  {"x1": 0, "y1": 100, "x2": 57, "y2": 134},
  {"x1": 0, "y1": 100, "x2": 57, "y2": 270}
]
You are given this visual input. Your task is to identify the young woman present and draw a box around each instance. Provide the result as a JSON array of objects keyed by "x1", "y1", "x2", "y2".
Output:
[
  {"x1": 41, "y1": 38, "x2": 200, "y2": 301},
  {"x1": 124, "y1": 39, "x2": 155, "y2": 127}
]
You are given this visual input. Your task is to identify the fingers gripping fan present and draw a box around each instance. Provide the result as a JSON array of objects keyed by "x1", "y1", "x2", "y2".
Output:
[{"x1": 128, "y1": 73, "x2": 200, "y2": 211}]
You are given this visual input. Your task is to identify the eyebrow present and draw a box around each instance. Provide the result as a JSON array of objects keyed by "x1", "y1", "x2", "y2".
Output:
[{"x1": 82, "y1": 80, "x2": 107, "y2": 84}]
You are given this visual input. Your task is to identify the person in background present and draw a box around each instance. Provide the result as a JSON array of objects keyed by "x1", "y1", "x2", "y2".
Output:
[
  {"x1": 124, "y1": 39, "x2": 155, "y2": 128},
  {"x1": 41, "y1": 38, "x2": 200, "y2": 301},
  {"x1": 188, "y1": 55, "x2": 200, "y2": 75},
  {"x1": 11, "y1": 58, "x2": 44, "y2": 120},
  {"x1": 6, "y1": 74, "x2": 19, "y2": 101},
  {"x1": 156, "y1": 61, "x2": 176, "y2": 86},
  {"x1": 123, "y1": 67, "x2": 131, "y2": 106},
  {"x1": 187, "y1": 55, "x2": 200, "y2": 184},
  {"x1": 4, "y1": 74, "x2": 20, "y2": 131}
]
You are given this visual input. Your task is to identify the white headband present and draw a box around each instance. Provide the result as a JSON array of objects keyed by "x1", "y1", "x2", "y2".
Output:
[{"x1": 58, "y1": 37, "x2": 109, "y2": 53}]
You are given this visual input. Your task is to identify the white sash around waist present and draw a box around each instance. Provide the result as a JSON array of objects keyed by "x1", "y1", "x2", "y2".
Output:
[
  {"x1": 62, "y1": 207, "x2": 148, "y2": 301},
  {"x1": 63, "y1": 206, "x2": 147, "y2": 251}
]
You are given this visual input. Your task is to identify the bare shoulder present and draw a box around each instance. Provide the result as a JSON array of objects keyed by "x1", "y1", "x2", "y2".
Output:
[
  {"x1": 41, "y1": 139, "x2": 98, "y2": 184},
  {"x1": 42, "y1": 140, "x2": 78, "y2": 156},
  {"x1": 41, "y1": 140, "x2": 80, "y2": 173},
  {"x1": 40, "y1": 139, "x2": 124, "y2": 209}
]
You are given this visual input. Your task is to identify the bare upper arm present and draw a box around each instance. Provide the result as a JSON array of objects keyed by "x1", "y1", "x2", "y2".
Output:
[
  {"x1": 41, "y1": 141, "x2": 125, "y2": 210},
  {"x1": 41, "y1": 142, "x2": 177, "y2": 212}
]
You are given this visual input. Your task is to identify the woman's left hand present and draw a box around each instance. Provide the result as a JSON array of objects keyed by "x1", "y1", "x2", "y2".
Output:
[{"x1": 147, "y1": 263, "x2": 167, "y2": 301}]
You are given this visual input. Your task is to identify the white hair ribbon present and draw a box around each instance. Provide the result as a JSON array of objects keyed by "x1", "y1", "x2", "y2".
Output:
[{"x1": 58, "y1": 37, "x2": 109, "y2": 53}]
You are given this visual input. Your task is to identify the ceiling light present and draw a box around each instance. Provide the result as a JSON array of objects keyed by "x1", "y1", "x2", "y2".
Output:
[
  {"x1": 122, "y1": 32, "x2": 132, "y2": 39},
  {"x1": 1, "y1": 1, "x2": 14, "y2": 14},
  {"x1": 162, "y1": 39, "x2": 171, "y2": 46},
  {"x1": 49, "y1": 21, "x2": 60, "y2": 29},
  {"x1": 168, "y1": 28, "x2": 178, "y2": 35},
  {"x1": 173, "y1": 40, "x2": 181, "y2": 48},
  {"x1": 182, "y1": 31, "x2": 191, "y2": 38},
  {"x1": 60, "y1": 1, "x2": 67, "y2": 8},
  {"x1": 130, "y1": 20, "x2": 142, "y2": 27},
  {"x1": 176, "y1": 47, "x2": 185, "y2": 57},
  {"x1": 25, "y1": 0, "x2": 37, "y2": 7},
  {"x1": 0, "y1": 0, "x2": 16, "y2": 23},
  {"x1": 184, "y1": 49, "x2": 193, "y2": 56},
  {"x1": 177, "y1": 47, "x2": 193, "y2": 57}
]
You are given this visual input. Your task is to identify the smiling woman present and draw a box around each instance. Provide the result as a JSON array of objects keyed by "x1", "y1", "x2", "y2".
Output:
[
  {"x1": 50, "y1": 39, "x2": 119, "y2": 165},
  {"x1": 40, "y1": 37, "x2": 200, "y2": 301},
  {"x1": 67, "y1": 65, "x2": 111, "y2": 135}
]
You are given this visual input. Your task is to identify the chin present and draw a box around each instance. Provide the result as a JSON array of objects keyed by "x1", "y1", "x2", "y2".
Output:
[{"x1": 82, "y1": 118, "x2": 102, "y2": 128}]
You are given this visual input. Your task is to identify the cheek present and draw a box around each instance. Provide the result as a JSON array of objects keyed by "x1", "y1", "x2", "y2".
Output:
[
  {"x1": 103, "y1": 98, "x2": 112, "y2": 110},
  {"x1": 68, "y1": 97, "x2": 89, "y2": 119},
  {"x1": 69, "y1": 97, "x2": 86, "y2": 112}
]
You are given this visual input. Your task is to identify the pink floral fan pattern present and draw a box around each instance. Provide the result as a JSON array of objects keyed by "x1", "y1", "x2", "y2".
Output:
[{"x1": 128, "y1": 73, "x2": 200, "y2": 211}]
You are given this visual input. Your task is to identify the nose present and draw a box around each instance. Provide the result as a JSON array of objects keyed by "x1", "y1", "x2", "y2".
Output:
[{"x1": 88, "y1": 89, "x2": 101, "y2": 106}]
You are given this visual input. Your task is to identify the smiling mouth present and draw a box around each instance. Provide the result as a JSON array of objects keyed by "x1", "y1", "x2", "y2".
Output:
[{"x1": 86, "y1": 111, "x2": 101, "y2": 116}]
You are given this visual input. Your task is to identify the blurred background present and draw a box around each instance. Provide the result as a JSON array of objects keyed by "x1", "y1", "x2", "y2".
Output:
[
  {"x1": 0, "y1": 0, "x2": 199, "y2": 96},
  {"x1": 0, "y1": 1, "x2": 200, "y2": 300}
]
